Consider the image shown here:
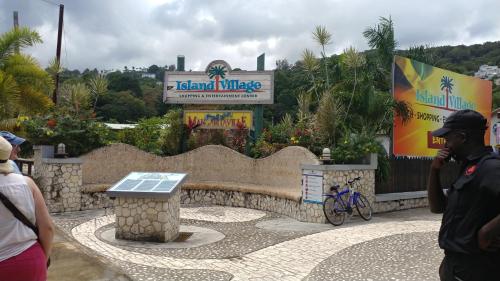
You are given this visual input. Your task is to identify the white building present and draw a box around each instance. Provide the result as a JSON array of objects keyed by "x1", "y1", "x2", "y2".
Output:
[
  {"x1": 475, "y1": 65, "x2": 499, "y2": 80},
  {"x1": 141, "y1": 73, "x2": 156, "y2": 79}
]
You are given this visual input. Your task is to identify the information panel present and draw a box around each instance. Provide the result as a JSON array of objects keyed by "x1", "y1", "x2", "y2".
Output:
[
  {"x1": 107, "y1": 172, "x2": 187, "y2": 199},
  {"x1": 302, "y1": 170, "x2": 324, "y2": 204}
]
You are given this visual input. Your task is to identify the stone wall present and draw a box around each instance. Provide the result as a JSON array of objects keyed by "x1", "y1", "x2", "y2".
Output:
[
  {"x1": 115, "y1": 190, "x2": 180, "y2": 242},
  {"x1": 374, "y1": 197, "x2": 429, "y2": 213},
  {"x1": 301, "y1": 154, "x2": 378, "y2": 219},
  {"x1": 373, "y1": 191, "x2": 429, "y2": 213},
  {"x1": 181, "y1": 189, "x2": 325, "y2": 223},
  {"x1": 34, "y1": 142, "x2": 431, "y2": 221},
  {"x1": 81, "y1": 190, "x2": 114, "y2": 210},
  {"x1": 33, "y1": 147, "x2": 83, "y2": 213},
  {"x1": 81, "y1": 144, "x2": 320, "y2": 192}
]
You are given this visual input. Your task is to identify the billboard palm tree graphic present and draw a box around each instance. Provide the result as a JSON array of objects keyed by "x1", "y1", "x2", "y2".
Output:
[
  {"x1": 208, "y1": 65, "x2": 227, "y2": 92},
  {"x1": 440, "y1": 76, "x2": 454, "y2": 109}
]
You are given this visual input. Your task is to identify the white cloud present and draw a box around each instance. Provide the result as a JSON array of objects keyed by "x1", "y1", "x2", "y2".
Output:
[{"x1": 1, "y1": 0, "x2": 499, "y2": 71}]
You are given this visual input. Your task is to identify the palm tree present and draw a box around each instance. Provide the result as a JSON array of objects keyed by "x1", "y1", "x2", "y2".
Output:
[
  {"x1": 440, "y1": 76, "x2": 453, "y2": 108},
  {"x1": 301, "y1": 49, "x2": 320, "y2": 101},
  {"x1": 363, "y1": 16, "x2": 397, "y2": 89},
  {"x1": 342, "y1": 46, "x2": 366, "y2": 121},
  {"x1": 208, "y1": 65, "x2": 227, "y2": 91},
  {"x1": 87, "y1": 74, "x2": 108, "y2": 110},
  {"x1": 312, "y1": 25, "x2": 332, "y2": 88},
  {"x1": 315, "y1": 91, "x2": 343, "y2": 146},
  {"x1": 59, "y1": 82, "x2": 91, "y2": 116},
  {"x1": 0, "y1": 27, "x2": 53, "y2": 129}
]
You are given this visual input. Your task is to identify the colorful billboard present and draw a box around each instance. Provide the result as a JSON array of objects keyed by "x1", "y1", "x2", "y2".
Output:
[
  {"x1": 393, "y1": 56, "x2": 492, "y2": 157},
  {"x1": 164, "y1": 60, "x2": 273, "y2": 104},
  {"x1": 184, "y1": 110, "x2": 253, "y2": 130}
]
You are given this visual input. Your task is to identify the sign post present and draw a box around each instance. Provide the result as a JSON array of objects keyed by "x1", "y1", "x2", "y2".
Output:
[{"x1": 255, "y1": 54, "x2": 265, "y2": 141}]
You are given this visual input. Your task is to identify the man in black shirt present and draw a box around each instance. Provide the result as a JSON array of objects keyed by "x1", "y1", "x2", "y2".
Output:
[{"x1": 428, "y1": 109, "x2": 500, "y2": 281}]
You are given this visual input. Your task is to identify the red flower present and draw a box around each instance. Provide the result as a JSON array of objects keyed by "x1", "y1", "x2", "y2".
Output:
[{"x1": 47, "y1": 119, "x2": 57, "y2": 128}]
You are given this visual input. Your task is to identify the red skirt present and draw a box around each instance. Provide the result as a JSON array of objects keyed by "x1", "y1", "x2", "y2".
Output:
[{"x1": 0, "y1": 242, "x2": 47, "y2": 281}]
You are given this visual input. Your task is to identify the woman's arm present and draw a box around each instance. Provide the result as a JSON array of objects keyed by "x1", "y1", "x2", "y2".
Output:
[{"x1": 25, "y1": 176, "x2": 54, "y2": 261}]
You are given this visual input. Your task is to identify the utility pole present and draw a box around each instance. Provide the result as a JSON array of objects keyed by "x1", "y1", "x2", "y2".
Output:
[
  {"x1": 13, "y1": 11, "x2": 19, "y2": 27},
  {"x1": 52, "y1": 4, "x2": 64, "y2": 104},
  {"x1": 13, "y1": 11, "x2": 19, "y2": 53},
  {"x1": 254, "y1": 53, "x2": 265, "y2": 141}
]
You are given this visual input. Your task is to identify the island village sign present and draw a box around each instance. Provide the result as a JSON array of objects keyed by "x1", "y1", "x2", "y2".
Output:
[{"x1": 163, "y1": 60, "x2": 274, "y2": 104}]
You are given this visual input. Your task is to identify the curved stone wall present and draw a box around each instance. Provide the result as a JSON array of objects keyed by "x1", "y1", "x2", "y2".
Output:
[{"x1": 81, "y1": 144, "x2": 320, "y2": 192}]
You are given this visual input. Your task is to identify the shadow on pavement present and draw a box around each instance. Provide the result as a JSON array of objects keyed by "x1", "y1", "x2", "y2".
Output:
[{"x1": 48, "y1": 231, "x2": 131, "y2": 281}]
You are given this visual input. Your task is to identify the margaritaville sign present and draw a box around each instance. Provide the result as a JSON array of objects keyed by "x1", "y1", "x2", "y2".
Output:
[
  {"x1": 163, "y1": 60, "x2": 274, "y2": 104},
  {"x1": 184, "y1": 110, "x2": 253, "y2": 129}
]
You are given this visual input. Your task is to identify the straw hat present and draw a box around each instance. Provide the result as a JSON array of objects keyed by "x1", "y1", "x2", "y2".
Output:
[{"x1": 0, "y1": 136, "x2": 13, "y2": 174}]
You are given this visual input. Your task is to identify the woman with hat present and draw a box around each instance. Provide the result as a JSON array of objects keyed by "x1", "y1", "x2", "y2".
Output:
[{"x1": 0, "y1": 136, "x2": 54, "y2": 281}]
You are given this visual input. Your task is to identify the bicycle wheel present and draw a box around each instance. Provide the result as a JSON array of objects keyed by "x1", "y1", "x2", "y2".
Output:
[
  {"x1": 355, "y1": 193, "x2": 372, "y2": 221},
  {"x1": 323, "y1": 196, "x2": 346, "y2": 226}
]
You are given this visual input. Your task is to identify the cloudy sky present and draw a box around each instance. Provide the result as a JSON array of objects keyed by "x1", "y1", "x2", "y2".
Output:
[{"x1": 1, "y1": 0, "x2": 499, "y2": 72}]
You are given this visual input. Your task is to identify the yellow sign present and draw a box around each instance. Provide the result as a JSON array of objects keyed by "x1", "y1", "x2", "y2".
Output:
[
  {"x1": 393, "y1": 56, "x2": 492, "y2": 157},
  {"x1": 184, "y1": 110, "x2": 253, "y2": 129}
]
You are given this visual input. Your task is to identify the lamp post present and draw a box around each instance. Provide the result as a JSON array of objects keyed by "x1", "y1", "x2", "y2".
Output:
[
  {"x1": 321, "y1": 147, "x2": 333, "y2": 164},
  {"x1": 55, "y1": 143, "x2": 67, "y2": 158}
]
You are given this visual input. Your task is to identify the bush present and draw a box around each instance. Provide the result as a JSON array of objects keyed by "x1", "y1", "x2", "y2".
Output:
[
  {"x1": 24, "y1": 115, "x2": 112, "y2": 157},
  {"x1": 114, "y1": 110, "x2": 185, "y2": 156},
  {"x1": 331, "y1": 130, "x2": 390, "y2": 183},
  {"x1": 331, "y1": 130, "x2": 381, "y2": 164},
  {"x1": 159, "y1": 109, "x2": 184, "y2": 156},
  {"x1": 122, "y1": 116, "x2": 166, "y2": 155}
]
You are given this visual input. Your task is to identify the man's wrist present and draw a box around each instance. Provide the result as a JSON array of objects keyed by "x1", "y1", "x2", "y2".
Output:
[{"x1": 430, "y1": 165, "x2": 442, "y2": 171}]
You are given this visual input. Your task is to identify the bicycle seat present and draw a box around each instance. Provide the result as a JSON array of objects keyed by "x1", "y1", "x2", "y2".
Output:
[
  {"x1": 348, "y1": 177, "x2": 361, "y2": 184},
  {"x1": 330, "y1": 184, "x2": 340, "y2": 191}
]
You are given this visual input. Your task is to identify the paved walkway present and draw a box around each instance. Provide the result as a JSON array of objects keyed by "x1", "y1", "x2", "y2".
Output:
[{"x1": 53, "y1": 207, "x2": 443, "y2": 281}]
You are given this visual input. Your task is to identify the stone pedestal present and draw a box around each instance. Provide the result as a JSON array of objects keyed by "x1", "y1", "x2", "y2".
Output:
[
  {"x1": 114, "y1": 189, "x2": 180, "y2": 242},
  {"x1": 33, "y1": 147, "x2": 83, "y2": 212}
]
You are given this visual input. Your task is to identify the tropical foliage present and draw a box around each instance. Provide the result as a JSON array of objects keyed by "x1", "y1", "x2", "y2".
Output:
[
  {"x1": 0, "y1": 27, "x2": 54, "y2": 130},
  {"x1": 23, "y1": 114, "x2": 112, "y2": 157}
]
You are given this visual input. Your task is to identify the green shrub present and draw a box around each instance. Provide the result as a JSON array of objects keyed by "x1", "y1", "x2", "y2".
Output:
[{"x1": 24, "y1": 115, "x2": 112, "y2": 157}]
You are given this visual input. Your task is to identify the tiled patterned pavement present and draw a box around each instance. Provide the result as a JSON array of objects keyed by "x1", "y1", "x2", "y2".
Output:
[{"x1": 53, "y1": 206, "x2": 443, "y2": 281}]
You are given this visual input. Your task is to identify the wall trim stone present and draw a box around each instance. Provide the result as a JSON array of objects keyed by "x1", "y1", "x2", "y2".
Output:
[{"x1": 375, "y1": 191, "x2": 428, "y2": 202}]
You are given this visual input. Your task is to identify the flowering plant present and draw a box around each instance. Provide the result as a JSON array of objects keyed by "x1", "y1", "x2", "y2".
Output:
[{"x1": 23, "y1": 115, "x2": 112, "y2": 157}]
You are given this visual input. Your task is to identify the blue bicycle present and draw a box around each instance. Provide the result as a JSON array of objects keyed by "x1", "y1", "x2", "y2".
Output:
[{"x1": 323, "y1": 176, "x2": 373, "y2": 226}]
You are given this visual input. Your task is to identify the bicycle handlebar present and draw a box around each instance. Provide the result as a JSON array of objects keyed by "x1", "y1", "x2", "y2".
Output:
[
  {"x1": 330, "y1": 177, "x2": 361, "y2": 192},
  {"x1": 347, "y1": 176, "x2": 361, "y2": 184}
]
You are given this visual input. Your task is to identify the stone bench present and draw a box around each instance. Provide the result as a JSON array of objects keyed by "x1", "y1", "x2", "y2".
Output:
[
  {"x1": 182, "y1": 181, "x2": 301, "y2": 202},
  {"x1": 80, "y1": 181, "x2": 322, "y2": 222}
]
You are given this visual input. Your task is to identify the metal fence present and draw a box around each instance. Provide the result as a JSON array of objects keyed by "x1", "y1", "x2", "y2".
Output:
[
  {"x1": 375, "y1": 157, "x2": 460, "y2": 194},
  {"x1": 14, "y1": 158, "x2": 34, "y2": 177}
]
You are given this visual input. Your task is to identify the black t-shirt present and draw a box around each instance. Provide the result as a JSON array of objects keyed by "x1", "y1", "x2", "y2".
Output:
[{"x1": 439, "y1": 147, "x2": 500, "y2": 255}]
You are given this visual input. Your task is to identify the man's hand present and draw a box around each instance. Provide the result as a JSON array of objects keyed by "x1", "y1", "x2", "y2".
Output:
[
  {"x1": 478, "y1": 216, "x2": 500, "y2": 252},
  {"x1": 431, "y1": 148, "x2": 451, "y2": 170},
  {"x1": 478, "y1": 230, "x2": 500, "y2": 251}
]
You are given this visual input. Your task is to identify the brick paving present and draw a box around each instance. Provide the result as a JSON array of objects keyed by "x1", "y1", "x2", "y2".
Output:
[{"x1": 52, "y1": 207, "x2": 443, "y2": 281}]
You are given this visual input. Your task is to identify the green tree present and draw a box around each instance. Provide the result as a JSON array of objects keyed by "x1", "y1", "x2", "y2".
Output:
[
  {"x1": 363, "y1": 16, "x2": 396, "y2": 90},
  {"x1": 58, "y1": 82, "x2": 91, "y2": 116},
  {"x1": 0, "y1": 27, "x2": 54, "y2": 129},
  {"x1": 107, "y1": 71, "x2": 143, "y2": 98},
  {"x1": 96, "y1": 91, "x2": 147, "y2": 122},
  {"x1": 314, "y1": 91, "x2": 343, "y2": 146},
  {"x1": 87, "y1": 74, "x2": 108, "y2": 110},
  {"x1": 342, "y1": 46, "x2": 366, "y2": 120},
  {"x1": 312, "y1": 25, "x2": 332, "y2": 88}
]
